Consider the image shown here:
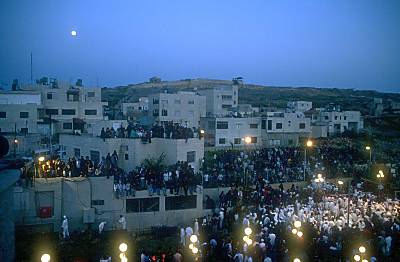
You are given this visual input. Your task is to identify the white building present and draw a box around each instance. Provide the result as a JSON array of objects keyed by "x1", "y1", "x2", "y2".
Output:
[
  {"x1": 21, "y1": 81, "x2": 107, "y2": 133},
  {"x1": 197, "y1": 85, "x2": 238, "y2": 117},
  {"x1": 307, "y1": 106, "x2": 364, "y2": 136},
  {"x1": 0, "y1": 91, "x2": 41, "y2": 134},
  {"x1": 200, "y1": 117, "x2": 262, "y2": 147},
  {"x1": 148, "y1": 91, "x2": 206, "y2": 128},
  {"x1": 122, "y1": 97, "x2": 149, "y2": 120},
  {"x1": 59, "y1": 134, "x2": 205, "y2": 172},
  {"x1": 261, "y1": 112, "x2": 311, "y2": 147},
  {"x1": 287, "y1": 101, "x2": 312, "y2": 113}
]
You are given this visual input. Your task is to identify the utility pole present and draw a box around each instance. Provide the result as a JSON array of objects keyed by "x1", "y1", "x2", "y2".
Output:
[{"x1": 13, "y1": 123, "x2": 17, "y2": 158}]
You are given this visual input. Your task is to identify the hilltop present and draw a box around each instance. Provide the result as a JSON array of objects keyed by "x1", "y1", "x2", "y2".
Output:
[{"x1": 102, "y1": 78, "x2": 400, "y2": 115}]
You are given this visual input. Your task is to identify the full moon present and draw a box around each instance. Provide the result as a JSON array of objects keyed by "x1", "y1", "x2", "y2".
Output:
[{"x1": 71, "y1": 30, "x2": 77, "y2": 37}]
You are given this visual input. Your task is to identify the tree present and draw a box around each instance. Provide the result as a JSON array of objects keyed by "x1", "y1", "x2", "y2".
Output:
[{"x1": 141, "y1": 153, "x2": 166, "y2": 174}]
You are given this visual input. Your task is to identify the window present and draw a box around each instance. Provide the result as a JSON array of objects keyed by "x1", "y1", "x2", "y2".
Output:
[
  {"x1": 251, "y1": 137, "x2": 257, "y2": 144},
  {"x1": 299, "y1": 123, "x2": 306, "y2": 129},
  {"x1": 20, "y1": 128, "x2": 28, "y2": 133},
  {"x1": 222, "y1": 95, "x2": 232, "y2": 100},
  {"x1": 125, "y1": 154, "x2": 129, "y2": 160},
  {"x1": 250, "y1": 123, "x2": 258, "y2": 129},
  {"x1": 91, "y1": 200, "x2": 104, "y2": 206},
  {"x1": 153, "y1": 98, "x2": 159, "y2": 104},
  {"x1": 261, "y1": 120, "x2": 266, "y2": 129},
  {"x1": 216, "y1": 121, "x2": 228, "y2": 129},
  {"x1": 174, "y1": 99, "x2": 181, "y2": 104},
  {"x1": 174, "y1": 111, "x2": 181, "y2": 117},
  {"x1": 47, "y1": 93, "x2": 53, "y2": 99},
  {"x1": 161, "y1": 109, "x2": 168, "y2": 116},
  {"x1": 85, "y1": 109, "x2": 97, "y2": 115},
  {"x1": 269, "y1": 139, "x2": 281, "y2": 146},
  {"x1": 267, "y1": 120, "x2": 272, "y2": 130},
  {"x1": 45, "y1": 109, "x2": 58, "y2": 115},
  {"x1": 188, "y1": 111, "x2": 194, "y2": 117},
  {"x1": 62, "y1": 109, "x2": 76, "y2": 115},
  {"x1": 165, "y1": 195, "x2": 196, "y2": 210},
  {"x1": 90, "y1": 150, "x2": 100, "y2": 164},
  {"x1": 187, "y1": 151, "x2": 196, "y2": 163},
  {"x1": 236, "y1": 123, "x2": 243, "y2": 129},
  {"x1": 0, "y1": 112, "x2": 6, "y2": 118},
  {"x1": 276, "y1": 123, "x2": 283, "y2": 129},
  {"x1": 20, "y1": 112, "x2": 29, "y2": 118},
  {"x1": 335, "y1": 116, "x2": 338, "y2": 120},
  {"x1": 234, "y1": 138, "x2": 241, "y2": 144},
  {"x1": 325, "y1": 116, "x2": 329, "y2": 120},
  {"x1": 126, "y1": 197, "x2": 160, "y2": 213},
  {"x1": 222, "y1": 104, "x2": 232, "y2": 109},
  {"x1": 344, "y1": 116, "x2": 347, "y2": 120},
  {"x1": 208, "y1": 121, "x2": 215, "y2": 129},
  {"x1": 161, "y1": 99, "x2": 168, "y2": 105},
  {"x1": 74, "y1": 148, "x2": 80, "y2": 158},
  {"x1": 87, "y1": 92, "x2": 95, "y2": 98},
  {"x1": 63, "y1": 123, "x2": 72, "y2": 129},
  {"x1": 219, "y1": 138, "x2": 226, "y2": 144},
  {"x1": 188, "y1": 100, "x2": 194, "y2": 104},
  {"x1": 153, "y1": 109, "x2": 159, "y2": 116}
]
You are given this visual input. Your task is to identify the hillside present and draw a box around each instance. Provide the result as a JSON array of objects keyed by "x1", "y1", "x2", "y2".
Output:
[{"x1": 102, "y1": 78, "x2": 400, "y2": 115}]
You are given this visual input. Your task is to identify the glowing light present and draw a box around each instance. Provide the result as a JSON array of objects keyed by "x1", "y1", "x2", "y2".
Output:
[
  {"x1": 297, "y1": 231, "x2": 303, "y2": 237},
  {"x1": 315, "y1": 179, "x2": 319, "y2": 183},
  {"x1": 121, "y1": 257, "x2": 128, "y2": 262},
  {"x1": 244, "y1": 227, "x2": 252, "y2": 235},
  {"x1": 318, "y1": 174, "x2": 322, "y2": 178},
  {"x1": 354, "y1": 254, "x2": 361, "y2": 261},
  {"x1": 119, "y1": 243, "x2": 128, "y2": 253},
  {"x1": 361, "y1": 260, "x2": 368, "y2": 262},
  {"x1": 246, "y1": 238, "x2": 253, "y2": 245},
  {"x1": 190, "y1": 234, "x2": 198, "y2": 243},
  {"x1": 365, "y1": 146, "x2": 371, "y2": 150},
  {"x1": 14, "y1": 139, "x2": 18, "y2": 143},
  {"x1": 359, "y1": 246, "x2": 366, "y2": 253},
  {"x1": 244, "y1": 136, "x2": 251, "y2": 144},
  {"x1": 200, "y1": 129, "x2": 205, "y2": 134},
  {"x1": 71, "y1": 30, "x2": 77, "y2": 36},
  {"x1": 119, "y1": 253, "x2": 125, "y2": 259},
  {"x1": 243, "y1": 236, "x2": 249, "y2": 242},
  {"x1": 294, "y1": 221, "x2": 301, "y2": 228},
  {"x1": 189, "y1": 243, "x2": 194, "y2": 249},
  {"x1": 306, "y1": 140, "x2": 313, "y2": 147},
  {"x1": 41, "y1": 254, "x2": 50, "y2": 262},
  {"x1": 292, "y1": 228, "x2": 298, "y2": 234},
  {"x1": 192, "y1": 247, "x2": 198, "y2": 254},
  {"x1": 38, "y1": 156, "x2": 45, "y2": 162},
  {"x1": 338, "y1": 180, "x2": 344, "y2": 185},
  {"x1": 294, "y1": 259, "x2": 301, "y2": 262}
]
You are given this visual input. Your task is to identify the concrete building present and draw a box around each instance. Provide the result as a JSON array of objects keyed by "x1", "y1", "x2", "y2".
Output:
[
  {"x1": 0, "y1": 165, "x2": 20, "y2": 262},
  {"x1": 122, "y1": 97, "x2": 149, "y2": 120},
  {"x1": 59, "y1": 135, "x2": 205, "y2": 171},
  {"x1": 261, "y1": 112, "x2": 311, "y2": 147},
  {"x1": 0, "y1": 91, "x2": 41, "y2": 134},
  {"x1": 13, "y1": 177, "x2": 205, "y2": 233},
  {"x1": 197, "y1": 85, "x2": 238, "y2": 117},
  {"x1": 287, "y1": 101, "x2": 312, "y2": 113},
  {"x1": 21, "y1": 81, "x2": 107, "y2": 134},
  {"x1": 308, "y1": 106, "x2": 364, "y2": 135},
  {"x1": 148, "y1": 91, "x2": 206, "y2": 128},
  {"x1": 200, "y1": 117, "x2": 262, "y2": 147}
]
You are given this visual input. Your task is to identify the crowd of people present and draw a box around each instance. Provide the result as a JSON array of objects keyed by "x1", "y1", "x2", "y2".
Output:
[
  {"x1": 99, "y1": 122, "x2": 200, "y2": 141},
  {"x1": 176, "y1": 178, "x2": 400, "y2": 261}
]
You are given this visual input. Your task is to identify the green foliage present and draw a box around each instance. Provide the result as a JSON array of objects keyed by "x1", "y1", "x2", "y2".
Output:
[{"x1": 141, "y1": 153, "x2": 166, "y2": 174}]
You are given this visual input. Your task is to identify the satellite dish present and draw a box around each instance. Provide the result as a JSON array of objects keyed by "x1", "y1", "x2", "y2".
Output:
[{"x1": 0, "y1": 135, "x2": 9, "y2": 159}]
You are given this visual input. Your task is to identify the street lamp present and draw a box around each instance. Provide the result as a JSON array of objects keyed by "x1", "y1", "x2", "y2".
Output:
[
  {"x1": 243, "y1": 227, "x2": 253, "y2": 246},
  {"x1": 304, "y1": 140, "x2": 313, "y2": 181},
  {"x1": 244, "y1": 136, "x2": 251, "y2": 144},
  {"x1": 38, "y1": 156, "x2": 45, "y2": 162},
  {"x1": 41, "y1": 254, "x2": 50, "y2": 262},
  {"x1": 365, "y1": 146, "x2": 372, "y2": 177},
  {"x1": 119, "y1": 243, "x2": 128, "y2": 262},
  {"x1": 293, "y1": 258, "x2": 301, "y2": 262}
]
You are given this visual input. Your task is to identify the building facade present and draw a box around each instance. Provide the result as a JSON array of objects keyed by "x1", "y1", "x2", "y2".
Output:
[
  {"x1": 59, "y1": 135, "x2": 205, "y2": 171},
  {"x1": 148, "y1": 91, "x2": 206, "y2": 128},
  {"x1": 197, "y1": 85, "x2": 239, "y2": 117},
  {"x1": 287, "y1": 101, "x2": 313, "y2": 113},
  {"x1": 200, "y1": 117, "x2": 262, "y2": 147}
]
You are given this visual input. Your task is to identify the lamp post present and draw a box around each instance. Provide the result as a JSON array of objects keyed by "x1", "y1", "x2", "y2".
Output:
[
  {"x1": 365, "y1": 146, "x2": 371, "y2": 177},
  {"x1": 353, "y1": 245, "x2": 367, "y2": 261},
  {"x1": 41, "y1": 254, "x2": 50, "y2": 262},
  {"x1": 189, "y1": 234, "x2": 200, "y2": 259},
  {"x1": 377, "y1": 170, "x2": 384, "y2": 198},
  {"x1": 243, "y1": 136, "x2": 251, "y2": 201},
  {"x1": 119, "y1": 242, "x2": 128, "y2": 262},
  {"x1": 243, "y1": 227, "x2": 253, "y2": 247},
  {"x1": 304, "y1": 140, "x2": 313, "y2": 181}
]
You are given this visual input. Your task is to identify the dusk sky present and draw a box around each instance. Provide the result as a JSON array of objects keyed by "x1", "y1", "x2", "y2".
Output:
[{"x1": 0, "y1": 0, "x2": 399, "y2": 92}]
